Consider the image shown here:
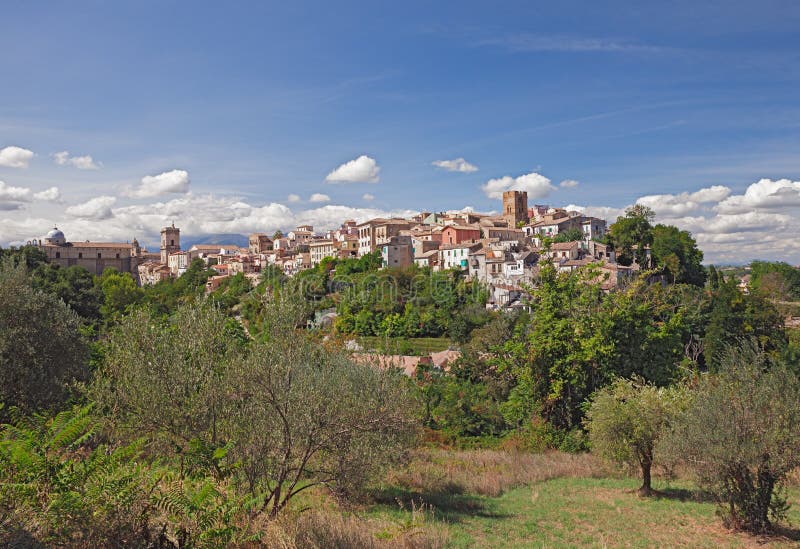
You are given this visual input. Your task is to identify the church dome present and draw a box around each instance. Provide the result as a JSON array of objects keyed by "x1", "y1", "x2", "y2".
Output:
[
  {"x1": 46, "y1": 227, "x2": 64, "y2": 239},
  {"x1": 45, "y1": 226, "x2": 66, "y2": 245}
]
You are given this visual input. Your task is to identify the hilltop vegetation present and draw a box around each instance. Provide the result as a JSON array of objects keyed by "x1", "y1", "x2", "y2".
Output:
[{"x1": 1, "y1": 229, "x2": 800, "y2": 546}]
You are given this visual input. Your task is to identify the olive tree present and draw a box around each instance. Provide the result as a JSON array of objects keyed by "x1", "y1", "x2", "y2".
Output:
[
  {"x1": 585, "y1": 377, "x2": 685, "y2": 496},
  {"x1": 91, "y1": 302, "x2": 242, "y2": 472},
  {"x1": 664, "y1": 342, "x2": 800, "y2": 533},
  {"x1": 0, "y1": 259, "x2": 88, "y2": 420}
]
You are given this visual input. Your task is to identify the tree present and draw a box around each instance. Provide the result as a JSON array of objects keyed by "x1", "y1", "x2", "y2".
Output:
[
  {"x1": 651, "y1": 224, "x2": 705, "y2": 286},
  {"x1": 225, "y1": 297, "x2": 419, "y2": 516},
  {"x1": 99, "y1": 268, "x2": 144, "y2": 321},
  {"x1": 0, "y1": 259, "x2": 88, "y2": 420},
  {"x1": 664, "y1": 342, "x2": 800, "y2": 533},
  {"x1": 585, "y1": 377, "x2": 685, "y2": 496},
  {"x1": 609, "y1": 205, "x2": 654, "y2": 267},
  {"x1": 31, "y1": 263, "x2": 103, "y2": 321},
  {"x1": 552, "y1": 227, "x2": 584, "y2": 243},
  {"x1": 91, "y1": 302, "x2": 241, "y2": 464}
]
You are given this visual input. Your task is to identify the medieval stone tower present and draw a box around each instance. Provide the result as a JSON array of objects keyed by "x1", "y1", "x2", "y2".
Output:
[
  {"x1": 160, "y1": 223, "x2": 180, "y2": 264},
  {"x1": 502, "y1": 190, "x2": 528, "y2": 227}
]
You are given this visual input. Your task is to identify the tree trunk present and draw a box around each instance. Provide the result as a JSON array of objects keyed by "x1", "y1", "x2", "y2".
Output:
[{"x1": 638, "y1": 456, "x2": 653, "y2": 496}]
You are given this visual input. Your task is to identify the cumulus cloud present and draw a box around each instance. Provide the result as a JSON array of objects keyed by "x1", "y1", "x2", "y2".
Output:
[
  {"x1": 0, "y1": 146, "x2": 34, "y2": 168},
  {"x1": 325, "y1": 155, "x2": 380, "y2": 183},
  {"x1": 0, "y1": 181, "x2": 62, "y2": 210},
  {"x1": 287, "y1": 193, "x2": 301, "y2": 203},
  {"x1": 362, "y1": 193, "x2": 375, "y2": 201},
  {"x1": 309, "y1": 193, "x2": 331, "y2": 203},
  {"x1": 53, "y1": 151, "x2": 101, "y2": 170},
  {"x1": 560, "y1": 179, "x2": 580, "y2": 188},
  {"x1": 129, "y1": 169, "x2": 190, "y2": 198},
  {"x1": 636, "y1": 185, "x2": 732, "y2": 216},
  {"x1": 715, "y1": 178, "x2": 800, "y2": 214},
  {"x1": 432, "y1": 158, "x2": 478, "y2": 173},
  {"x1": 482, "y1": 172, "x2": 556, "y2": 200},
  {"x1": 33, "y1": 187, "x2": 61, "y2": 202},
  {"x1": 65, "y1": 196, "x2": 117, "y2": 220}
]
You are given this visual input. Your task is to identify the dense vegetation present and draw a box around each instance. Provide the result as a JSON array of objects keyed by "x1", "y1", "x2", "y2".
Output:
[{"x1": 1, "y1": 212, "x2": 799, "y2": 544}]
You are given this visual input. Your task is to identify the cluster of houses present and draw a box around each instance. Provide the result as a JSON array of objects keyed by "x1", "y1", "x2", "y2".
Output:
[{"x1": 33, "y1": 190, "x2": 638, "y2": 308}]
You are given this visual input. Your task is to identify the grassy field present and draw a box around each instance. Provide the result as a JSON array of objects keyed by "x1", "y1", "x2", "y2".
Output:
[{"x1": 358, "y1": 450, "x2": 800, "y2": 548}]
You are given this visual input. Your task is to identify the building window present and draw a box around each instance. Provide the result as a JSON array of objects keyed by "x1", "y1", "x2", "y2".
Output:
[
  {"x1": 78, "y1": 252, "x2": 83, "y2": 259},
  {"x1": 116, "y1": 253, "x2": 120, "y2": 258},
  {"x1": 170, "y1": 240, "x2": 175, "y2": 246},
  {"x1": 55, "y1": 252, "x2": 60, "y2": 259},
  {"x1": 98, "y1": 253, "x2": 102, "y2": 258}
]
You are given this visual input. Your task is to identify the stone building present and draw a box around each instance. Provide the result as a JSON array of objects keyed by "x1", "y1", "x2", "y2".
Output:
[
  {"x1": 502, "y1": 190, "x2": 528, "y2": 228},
  {"x1": 34, "y1": 226, "x2": 147, "y2": 276}
]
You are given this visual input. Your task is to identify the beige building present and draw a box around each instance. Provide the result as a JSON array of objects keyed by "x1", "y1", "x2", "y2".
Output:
[
  {"x1": 35, "y1": 226, "x2": 146, "y2": 277},
  {"x1": 248, "y1": 233, "x2": 273, "y2": 253},
  {"x1": 309, "y1": 239, "x2": 336, "y2": 266}
]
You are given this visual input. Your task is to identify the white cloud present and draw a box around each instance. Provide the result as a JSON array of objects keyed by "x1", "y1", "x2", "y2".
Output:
[
  {"x1": 65, "y1": 196, "x2": 117, "y2": 220},
  {"x1": 636, "y1": 185, "x2": 732, "y2": 216},
  {"x1": 33, "y1": 187, "x2": 61, "y2": 202},
  {"x1": 362, "y1": 193, "x2": 375, "y2": 201},
  {"x1": 0, "y1": 180, "x2": 32, "y2": 202},
  {"x1": 559, "y1": 179, "x2": 579, "y2": 188},
  {"x1": 432, "y1": 158, "x2": 478, "y2": 173},
  {"x1": 0, "y1": 146, "x2": 34, "y2": 168},
  {"x1": 129, "y1": 169, "x2": 190, "y2": 198},
  {"x1": 287, "y1": 193, "x2": 301, "y2": 203},
  {"x1": 325, "y1": 155, "x2": 380, "y2": 183},
  {"x1": 53, "y1": 151, "x2": 101, "y2": 170},
  {"x1": 716, "y1": 178, "x2": 800, "y2": 214},
  {"x1": 482, "y1": 172, "x2": 556, "y2": 199},
  {"x1": 309, "y1": 193, "x2": 331, "y2": 203}
]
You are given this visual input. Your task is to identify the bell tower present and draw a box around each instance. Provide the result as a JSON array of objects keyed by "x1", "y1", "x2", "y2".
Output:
[
  {"x1": 160, "y1": 223, "x2": 180, "y2": 264},
  {"x1": 502, "y1": 190, "x2": 528, "y2": 227}
]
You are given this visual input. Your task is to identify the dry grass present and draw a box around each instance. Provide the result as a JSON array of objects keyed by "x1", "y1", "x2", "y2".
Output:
[
  {"x1": 386, "y1": 448, "x2": 610, "y2": 497},
  {"x1": 255, "y1": 503, "x2": 448, "y2": 549}
]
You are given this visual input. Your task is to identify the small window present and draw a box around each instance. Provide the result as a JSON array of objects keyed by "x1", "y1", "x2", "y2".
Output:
[
  {"x1": 98, "y1": 253, "x2": 102, "y2": 258},
  {"x1": 55, "y1": 252, "x2": 60, "y2": 259},
  {"x1": 116, "y1": 253, "x2": 120, "y2": 259},
  {"x1": 170, "y1": 240, "x2": 175, "y2": 246},
  {"x1": 78, "y1": 252, "x2": 83, "y2": 259}
]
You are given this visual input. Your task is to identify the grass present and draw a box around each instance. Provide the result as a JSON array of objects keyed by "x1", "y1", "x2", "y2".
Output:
[{"x1": 362, "y1": 449, "x2": 800, "y2": 548}]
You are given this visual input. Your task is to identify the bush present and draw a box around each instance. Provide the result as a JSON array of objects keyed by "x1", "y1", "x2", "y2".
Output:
[{"x1": 664, "y1": 342, "x2": 800, "y2": 532}]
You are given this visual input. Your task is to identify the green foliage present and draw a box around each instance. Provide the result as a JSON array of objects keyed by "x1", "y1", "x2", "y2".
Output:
[
  {"x1": 0, "y1": 405, "x2": 150, "y2": 545},
  {"x1": 664, "y1": 342, "x2": 800, "y2": 533},
  {"x1": 749, "y1": 260, "x2": 800, "y2": 300},
  {"x1": 651, "y1": 224, "x2": 706, "y2": 286},
  {"x1": 142, "y1": 258, "x2": 217, "y2": 316},
  {"x1": 0, "y1": 259, "x2": 89, "y2": 421},
  {"x1": 31, "y1": 263, "x2": 104, "y2": 321},
  {"x1": 99, "y1": 268, "x2": 144, "y2": 321},
  {"x1": 703, "y1": 273, "x2": 785, "y2": 370},
  {"x1": 608, "y1": 205, "x2": 654, "y2": 267},
  {"x1": 585, "y1": 377, "x2": 686, "y2": 494},
  {"x1": 552, "y1": 227, "x2": 584, "y2": 243}
]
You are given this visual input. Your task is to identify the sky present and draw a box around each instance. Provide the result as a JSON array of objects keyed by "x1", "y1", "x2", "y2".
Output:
[{"x1": 1, "y1": 0, "x2": 800, "y2": 264}]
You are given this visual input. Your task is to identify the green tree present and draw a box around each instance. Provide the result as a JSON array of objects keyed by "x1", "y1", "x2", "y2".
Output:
[
  {"x1": 665, "y1": 342, "x2": 800, "y2": 533},
  {"x1": 31, "y1": 263, "x2": 103, "y2": 321},
  {"x1": 99, "y1": 268, "x2": 144, "y2": 321},
  {"x1": 585, "y1": 377, "x2": 686, "y2": 496},
  {"x1": 0, "y1": 259, "x2": 88, "y2": 420},
  {"x1": 552, "y1": 227, "x2": 584, "y2": 243},
  {"x1": 91, "y1": 302, "x2": 240, "y2": 465},
  {"x1": 651, "y1": 224, "x2": 705, "y2": 286},
  {"x1": 608, "y1": 205, "x2": 654, "y2": 267}
]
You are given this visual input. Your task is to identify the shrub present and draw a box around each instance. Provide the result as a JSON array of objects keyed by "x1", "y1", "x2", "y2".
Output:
[{"x1": 664, "y1": 342, "x2": 800, "y2": 532}]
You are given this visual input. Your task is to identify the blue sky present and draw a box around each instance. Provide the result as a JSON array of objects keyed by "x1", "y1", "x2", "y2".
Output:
[{"x1": 1, "y1": 1, "x2": 800, "y2": 263}]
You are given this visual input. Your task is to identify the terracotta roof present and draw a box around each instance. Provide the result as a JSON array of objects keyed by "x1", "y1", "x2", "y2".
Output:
[
  {"x1": 64, "y1": 242, "x2": 132, "y2": 248},
  {"x1": 550, "y1": 241, "x2": 580, "y2": 251}
]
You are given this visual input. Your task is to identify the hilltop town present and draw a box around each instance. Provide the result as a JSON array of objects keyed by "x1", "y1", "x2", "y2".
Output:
[{"x1": 32, "y1": 190, "x2": 632, "y2": 308}]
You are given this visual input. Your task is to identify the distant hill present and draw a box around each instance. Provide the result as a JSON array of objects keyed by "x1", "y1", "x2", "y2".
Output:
[{"x1": 181, "y1": 233, "x2": 249, "y2": 250}]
